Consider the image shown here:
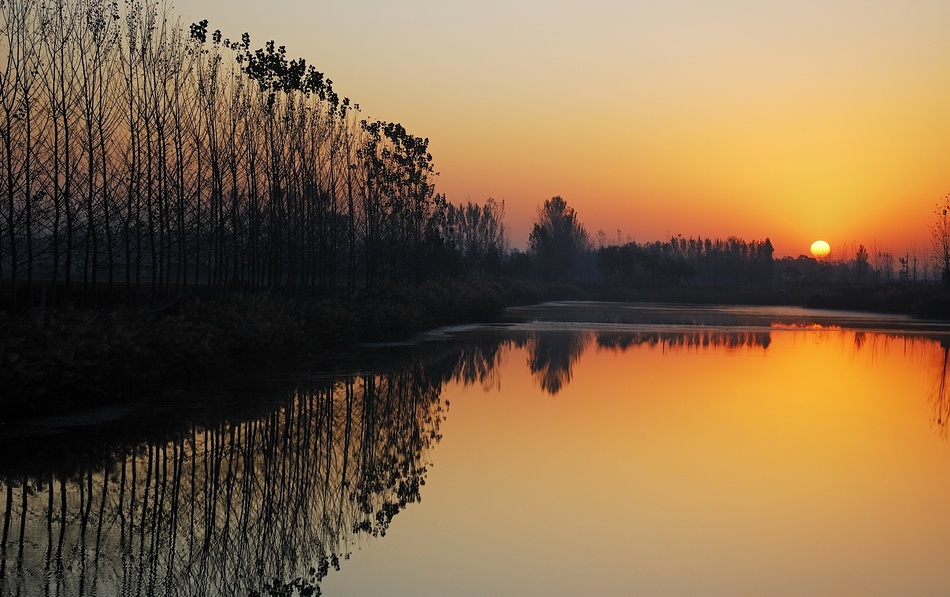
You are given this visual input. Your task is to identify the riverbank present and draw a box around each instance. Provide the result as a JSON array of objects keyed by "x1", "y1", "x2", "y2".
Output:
[
  {"x1": 3, "y1": 278, "x2": 949, "y2": 417},
  {"x1": 576, "y1": 283, "x2": 950, "y2": 319},
  {"x1": 0, "y1": 277, "x2": 574, "y2": 416}
]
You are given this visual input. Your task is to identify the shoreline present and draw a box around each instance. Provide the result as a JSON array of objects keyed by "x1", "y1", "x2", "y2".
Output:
[
  {"x1": 3, "y1": 278, "x2": 949, "y2": 418},
  {"x1": 0, "y1": 278, "x2": 562, "y2": 417}
]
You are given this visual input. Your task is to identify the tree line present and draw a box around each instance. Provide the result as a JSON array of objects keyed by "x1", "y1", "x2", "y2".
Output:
[
  {"x1": 534, "y1": 192, "x2": 947, "y2": 290},
  {"x1": 0, "y1": 0, "x2": 508, "y2": 313},
  {"x1": 3, "y1": 0, "x2": 941, "y2": 317},
  {"x1": 524, "y1": 196, "x2": 777, "y2": 288},
  {"x1": 595, "y1": 235, "x2": 775, "y2": 288}
]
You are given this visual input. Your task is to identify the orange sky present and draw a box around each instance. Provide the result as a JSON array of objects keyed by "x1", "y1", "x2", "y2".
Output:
[{"x1": 180, "y1": 0, "x2": 950, "y2": 257}]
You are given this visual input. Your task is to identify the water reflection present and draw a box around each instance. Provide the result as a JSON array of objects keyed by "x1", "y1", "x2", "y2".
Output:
[
  {"x1": 523, "y1": 329, "x2": 773, "y2": 395},
  {"x1": 527, "y1": 332, "x2": 592, "y2": 395},
  {"x1": 595, "y1": 329, "x2": 772, "y2": 353},
  {"x1": 931, "y1": 341, "x2": 950, "y2": 437},
  {"x1": 0, "y1": 369, "x2": 447, "y2": 596},
  {"x1": 4, "y1": 315, "x2": 950, "y2": 595}
]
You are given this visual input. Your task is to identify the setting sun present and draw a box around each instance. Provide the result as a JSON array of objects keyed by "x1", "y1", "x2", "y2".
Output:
[
  {"x1": 171, "y1": 0, "x2": 950, "y2": 256},
  {"x1": 810, "y1": 240, "x2": 831, "y2": 258}
]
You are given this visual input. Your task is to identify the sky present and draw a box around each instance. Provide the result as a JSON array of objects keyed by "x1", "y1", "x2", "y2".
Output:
[{"x1": 176, "y1": 0, "x2": 950, "y2": 257}]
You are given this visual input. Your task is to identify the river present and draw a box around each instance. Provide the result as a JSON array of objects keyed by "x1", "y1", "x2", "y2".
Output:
[{"x1": 3, "y1": 302, "x2": 950, "y2": 596}]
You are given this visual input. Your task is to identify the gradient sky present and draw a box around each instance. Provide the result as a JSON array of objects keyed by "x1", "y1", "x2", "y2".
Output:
[{"x1": 178, "y1": 0, "x2": 950, "y2": 257}]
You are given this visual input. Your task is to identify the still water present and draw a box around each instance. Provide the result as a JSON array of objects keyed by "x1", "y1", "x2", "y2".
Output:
[{"x1": 3, "y1": 303, "x2": 950, "y2": 596}]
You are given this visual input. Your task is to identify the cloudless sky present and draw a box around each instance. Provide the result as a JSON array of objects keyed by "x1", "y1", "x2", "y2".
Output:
[{"x1": 177, "y1": 0, "x2": 950, "y2": 257}]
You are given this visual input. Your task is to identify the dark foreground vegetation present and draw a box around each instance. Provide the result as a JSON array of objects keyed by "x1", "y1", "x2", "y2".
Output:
[{"x1": 0, "y1": 277, "x2": 581, "y2": 415}]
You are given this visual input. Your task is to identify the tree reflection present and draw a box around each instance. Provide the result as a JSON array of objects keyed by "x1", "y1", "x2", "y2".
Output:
[
  {"x1": 448, "y1": 329, "x2": 774, "y2": 397},
  {"x1": 596, "y1": 330, "x2": 772, "y2": 352},
  {"x1": 441, "y1": 335, "x2": 510, "y2": 391},
  {"x1": 836, "y1": 331, "x2": 950, "y2": 437},
  {"x1": 0, "y1": 368, "x2": 447, "y2": 596},
  {"x1": 525, "y1": 329, "x2": 770, "y2": 396},
  {"x1": 931, "y1": 341, "x2": 950, "y2": 437},
  {"x1": 527, "y1": 332, "x2": 593, "y2": 395}
]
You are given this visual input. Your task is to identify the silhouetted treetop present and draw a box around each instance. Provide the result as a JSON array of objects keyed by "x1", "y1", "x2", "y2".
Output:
[
  {"x1": 596, "y1": 235, "x2": 773, "y2": 288},
  {"x1": 0, "y1": 2, "x2": 477, "y2": 313},
  {"x1": 529, "y1": 196, "x2": 590, "y2": 282}
]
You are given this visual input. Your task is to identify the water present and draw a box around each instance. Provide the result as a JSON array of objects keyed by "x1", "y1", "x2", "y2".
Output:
[{"x1": 3, "y1": 303, "x2": 950, "y2": 596}]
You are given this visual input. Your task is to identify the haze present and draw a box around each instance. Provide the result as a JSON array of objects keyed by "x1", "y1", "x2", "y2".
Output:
[{"x1": 177, "y1": 0, "x2": 950, "y2": 256}]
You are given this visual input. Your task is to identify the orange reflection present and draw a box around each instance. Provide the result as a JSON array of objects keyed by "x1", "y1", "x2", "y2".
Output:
[
  {"x1": 931, "y1": 342, "x2": 950, "y2": 437},
  {"x1": 771, "y1": 322, "x2": 844, "y2": 331},
  {"x1": 399, "y1": 328, "x2": 950, "y2": 596}
]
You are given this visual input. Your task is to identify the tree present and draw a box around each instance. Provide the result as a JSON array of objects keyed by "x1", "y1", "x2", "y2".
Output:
[
  {"x1": 528, "y1": 195, "x2": 589, "y2": 281},
  {"x1": 444, "y1": 197, "x2": 509, "y2": 274},
  {"x1": 854, "y1": 244, "x2": 870, "y2": 285},
  {"x1": 0, "y1": 3, "x2": 471, "y2": 312},
  {"x1": 932, "y1": 193, "x2": 950, "y2": 286}
]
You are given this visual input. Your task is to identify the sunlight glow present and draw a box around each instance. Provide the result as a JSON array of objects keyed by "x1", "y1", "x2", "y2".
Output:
[
  {"x1": 810, "y1": 240, "x2": 832, "y2": 258},
  {"x1": 175, "y1": 0, "x2": 950, "y2": 255}
]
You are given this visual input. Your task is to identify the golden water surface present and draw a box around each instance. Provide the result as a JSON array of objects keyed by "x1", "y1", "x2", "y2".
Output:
[{"x1": 323, "y1": 326, "x2": 950, "y2": 596}]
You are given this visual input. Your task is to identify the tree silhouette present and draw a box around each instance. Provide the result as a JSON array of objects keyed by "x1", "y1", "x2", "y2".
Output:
[
  {"x1": 0, "y1": 3, "x2": 487, "y2": 313},
  {"x1": 444, "y1": 198, "x2": 508, "y2": 275},
  {"x1": 596, "y1": 235, "x2": 773, "y2": 288},
  {"x1": 526, "y1": 331, "x2": 591, "y2": 395},
  {"x1": 528, "y1": 195, "x2": 589, "y2": 282},
  {"x1": 932, "y1": 193, "x2": 950, "y2": 286}
]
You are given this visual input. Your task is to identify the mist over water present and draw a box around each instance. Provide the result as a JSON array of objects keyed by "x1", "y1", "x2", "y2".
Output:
[{"x1": 3, "y1": 304, "x2": 950, "y2": 596}]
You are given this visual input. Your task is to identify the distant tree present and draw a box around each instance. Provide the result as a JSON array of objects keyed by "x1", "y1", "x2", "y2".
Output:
[
  {"x1": 932, "y1": 194, "x2": 950, "y2": 286},
  {"x1": 528, "y1": 195, "x2": 589, "y2": 281},
  {"x1": 596, "y1": 244, "x2": 622, "y2": 284},
  {"x1": 750, "y1": 238, "x2": 774, "y2": 286},
  {"x1": 854, "y1": 244, "x2": 870, "y2": 285},
  {"x1": 444, "y1": 197, "x2": 508, "y2": 274},
  {"x1": 874, "y1": 250, "x2": 895, "y2": 282},
  {"x1": 597, "y1": 235, "x2": 776, "y2": 288},
  {"x1": 899, "y1": 255, "x2": 910, "y2": 283},
  {"x1": 502, "y1": 248, "x2": 533, "y2": 279}
]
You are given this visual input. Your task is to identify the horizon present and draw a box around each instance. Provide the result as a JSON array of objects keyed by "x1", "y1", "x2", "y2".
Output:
[{"x1": 178, "y1": 0, "x2": 950, "y2": 259}]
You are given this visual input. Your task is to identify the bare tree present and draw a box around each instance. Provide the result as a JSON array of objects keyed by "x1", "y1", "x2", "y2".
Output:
[
  {"x1": 0, "y1": 3, "x2": 476, "y2": 311},
  {"x1": 932, "y1": 193, "x2": 950, "y2": 286}
]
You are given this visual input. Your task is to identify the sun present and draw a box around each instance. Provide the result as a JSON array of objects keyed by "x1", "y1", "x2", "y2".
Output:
[{"x1": 810, "y1": 240, "x2": 831, "y2": 258}]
